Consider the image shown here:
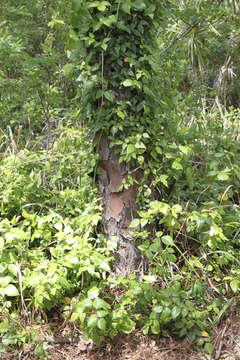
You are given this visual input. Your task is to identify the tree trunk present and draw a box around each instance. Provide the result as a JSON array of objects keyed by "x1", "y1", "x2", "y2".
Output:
[{"x1": 98, "y1": 133, "x2": 145, "y2": 276}]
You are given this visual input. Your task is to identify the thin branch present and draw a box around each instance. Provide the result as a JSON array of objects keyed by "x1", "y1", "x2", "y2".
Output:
[
  {"x1": 16, "y1": 262, "x2": 29, "y2": 321},
  {"x1": 159, "y1": 24, "x2": 194, "y2": 56}
]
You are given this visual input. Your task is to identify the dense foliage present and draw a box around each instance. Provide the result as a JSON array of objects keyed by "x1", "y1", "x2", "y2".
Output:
[{"x1": 0, "y1": 0, "x2": 240, "y2": 357}]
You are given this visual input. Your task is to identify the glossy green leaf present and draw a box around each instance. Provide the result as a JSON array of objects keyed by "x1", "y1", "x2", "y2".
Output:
[
  {"x1": 93, "y1": 298, "x2": 111, "y2": 310},
  {"x1": 97, "y1": 317, "x2": 106, "y2": 331},
  {"x1": 129, "y1": 218, "x2": 140, "y2": 228},
  {"x1": 151, "y1": 319, "x2": 160, "y2": 334},
  {"x1": 4, "y1": 284, "x2": 19, "y2": 297},
  {"x1": 161, "y1": 236, "x2": 174, "y2": 246},
  {"x1": 88, "y1": 314, "x2": 98, "y2": 327},
  {"x1": 122, "y1": 79, "x2": 134, "y2": 87},
  {"x1": 230, "y1": 279, "x2": 239, "y2": 293}
]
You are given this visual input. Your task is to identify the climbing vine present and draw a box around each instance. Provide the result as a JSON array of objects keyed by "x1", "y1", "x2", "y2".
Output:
[{"x1": 0, "y1": 0, "x2": 240, "y2": 357}]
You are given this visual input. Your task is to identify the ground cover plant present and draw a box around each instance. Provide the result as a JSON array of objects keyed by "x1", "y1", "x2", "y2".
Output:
[{"x1": 0, "y1": 0, "x2": 240, "y2": 358}]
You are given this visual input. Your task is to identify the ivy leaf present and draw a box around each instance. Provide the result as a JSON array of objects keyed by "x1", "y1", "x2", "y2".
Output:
[
  {"x1": 104, "y1": 91, "x2": 114, "y2": 102},
  {"x1": 4, "y1": 284, "x2": 19, "y2": 297},
  {"x1": 152, "y1": 305, "x2": 163, "y2": 313},
  {"x1": 0, "y1": 276, "x2": 11, "y2": 287},
  {"x1": 121, "y1": 2, "x2": 132, "y2": 14},
  {"x1": 230, "y1": 279, "x2": 239, "y2": 293},
  {"x1": 140, "y1": 218, "x2": 148, "y2": 227},
  {"x1": 161, "y1": 307, "x2": 171, "y2": 322},
  {"x1": 97, "y1": 317, "x2": 106, "y2": 331},
  {"x1": 121, "y1": 317, "x2": 135, "y2": 333},
  {"x1": 70, "y1": 312, "x2": 79, "y2": 322},
  {"x1": 155, "y1": 146, "x2": 162, "y2": 154},
  {"x1": 159, "y1": 175, "x2": 168, "y2": 187},
  {"x1": 100, "y1": 15, "x2": 116, "y2": 27},
  {"x1": 72, "y1": 0, "x2": 83, "y2": 11},
  {"x1": 62, "y1": 63, "x2": 74, "y2": 77},
  {"x1": 127, "y1": 144, "x2": 135, "y2": 155},
  {"x1": 205, "y1": 342, "x2": 214, "y2": 355},
  {"x1": 161, "y1": 235, "x2": 174, "y2": 246},
  {"x1": 172, "y1": 306, "x2": 181, "y2": 319},
  {"x1": 88, "y1": 286, "x2": 99, "y2": 299},
  {"x1": 172, "y1": 160, "x2": 183, "y2": 170},
  {"x1": 133, "y1": 0, "x2": 147, "y2": 10},
  {"x1": 93, "y1": 298, "x2": 111, "y2": 310},
  {"x1": 122, "y1": 79, "x2": 134, "y2": 87},
  {"x1": 96, "y1": 310, "x2": 108, "y2": 317},
  {"x1": 98, "y1": 1, "x2": 110, "y2": 11},
  {"x1": 172, "y1": 204, "x2": 182, "y2": 213},
  {"x1": 217, "y1": 173, "x2": 229, "y2": 181},
  {"x1": 151, "y1": 319, "x2": 160, "y2": 334},
  {"x1": 88, "y1": 314, "x2": 98, "y2": 327},
  {"x1": 129, "y1": 218, "x2": 140, "y2": 228}
]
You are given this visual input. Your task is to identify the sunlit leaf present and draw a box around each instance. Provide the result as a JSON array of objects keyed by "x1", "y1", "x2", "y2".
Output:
[{"x1": 4, "y1": 284, "x2": 19, "y2": 297}]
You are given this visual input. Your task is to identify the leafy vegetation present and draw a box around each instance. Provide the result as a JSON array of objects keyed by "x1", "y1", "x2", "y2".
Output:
[{"x1": 0, "y1": 0, "x2": 240, "y2": 357}]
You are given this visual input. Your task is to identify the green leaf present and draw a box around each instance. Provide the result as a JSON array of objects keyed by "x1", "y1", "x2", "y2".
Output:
[
  {"x1": 153, "y1": 305, "x2": 163, "y2": 313},
  {"x1": 186, "y1": 167, "x2": 193, "y2": 189},
  {"x1": 22, "y1": 209, "x2": 30, "y2": 219},
  {"x1": 93, "y1": 298, "x2": 111, "y2": 310},
  {"x1": 117, "y1": 110, "x2": 125, "y2": 120},
  {"x1": 7, "y1": 264, "x2": 18, "y2": 276},
  {"x1": 77, "y1": 298, "x2": 92, "y2": 309},
  {"x1": 161, "y1": 307, "x2": 171, "y2": 322},
  {"x1": 161, "y1": 235, "x2": 174, "y2": 246},
  {"x1": 133, "y1": 0, "x2": 147, "y2": 10},
  {"x1": 121, "y1": 317, "x2": 135, "y2": 333},
  {"x1": 88, "y1": 314, "x2": 98, "y2": 327},
  {"x1": 143, "y1": 275, "x2": 157, "y2": 283},
  {"x1": 121, "y1": 2, "x2": 132, "y2": 14},
  {"x1": 230, "y1": 279, "x2": 239, "y2": 293},
  {"x1": 172, "y1": 306, "x2": 181, "y2": 319},
  {"x1": 96, "y1": 310, "x2": 108, "y2": 317},
  {"x1": 179, "y1": 145, "x2": 191, "y2": 155},
  {"x1": 205, "y1": 342, "x2": 214, "y2": 355},
  {"x1": 0, "y1": 276, "x2": 11, "y2": 287},
  {"x1": 172, "y1": 160, "x2": 183, "y2": 170},
  {"x1": 70, "y1": 312, "x2": 79, "y2": 322},
  {"x1": 129, "y1": 218, "x2": 140, "y2": 228},
  {"x1": 127, "y1": 144, "x2": 135, "y2": 155},
  {"x1": 217, "y1": 173, "x2": 229, "y2": 181},
  {"x1": 4, "y1": 284, "x2": 19, "y2": 297},
  {"x1": 54, "y1": 222, "x2": 63, "y2": 231},
  {"x1": 155, "y1": 146, "x2": 162, "y2": 154},
  {"x1": 100, "y1": 15, "x2": 116, "y2": 27},
  {"x1": 97, "y1": 1, "x2": 111, "y2": 11},
  {"x1": 72, "y1": 0, "x2": 83, "y2": 11},
  {"x1": 142, "y1": 323, "x2": 150, "y2": 335},
  {"x1": 172, "y1": 204, "x2": 182, "y2": 213},
  {"x1": 140, "y1": 218, "x2": 148, "y2": 228},
  {"x1": 122, "y1": 79, "x2": 134, "y2": 87},
  {"x1": 104, "y1": 91, "x2": 114, "y2": 102},
  {"x1": 97, "y1": 317, "x2": 106, "y2": 331},
  {"x1": 151, "y1": 319, "x2": 160, "y2": 334},
  {"x1": 62, "y1": 63, "x2": 74, "y2": 77},
  {"x1": 159, "y1": 175, "x2": 168, "y2": 186},
  {"x1": 88, "y1": 286, "x2": 100, "y2": 299}
]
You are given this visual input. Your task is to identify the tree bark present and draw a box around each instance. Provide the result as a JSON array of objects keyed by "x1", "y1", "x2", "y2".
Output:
[{"x1": 98, "y1": 133, "x2": 145, "y2": 276}]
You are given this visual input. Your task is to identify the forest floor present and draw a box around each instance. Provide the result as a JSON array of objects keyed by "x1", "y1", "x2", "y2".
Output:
[{"x1": 2, "y1": 314, "x2": 240, "y2": 360}]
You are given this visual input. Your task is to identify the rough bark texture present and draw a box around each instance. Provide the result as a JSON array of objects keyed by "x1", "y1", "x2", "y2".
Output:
[{"x1": 98, "y1": 133, "x2": 145, "y2": 276}]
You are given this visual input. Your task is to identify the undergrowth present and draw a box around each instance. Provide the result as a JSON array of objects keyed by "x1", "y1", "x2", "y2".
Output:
[{"x1": 0, "y1": 109, "x2": 239, "y2": 357}]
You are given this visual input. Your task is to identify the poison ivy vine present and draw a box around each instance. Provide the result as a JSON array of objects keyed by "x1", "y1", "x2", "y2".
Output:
[{"x1": 68, "y1": 1, "x2": 163, "y2": 137}]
